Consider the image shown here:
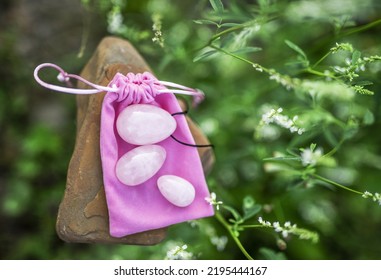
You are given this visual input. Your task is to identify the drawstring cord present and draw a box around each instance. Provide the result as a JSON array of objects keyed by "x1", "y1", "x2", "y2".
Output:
[{"x1": 34, "y1": 63, "x2": 204, "y2": 106}]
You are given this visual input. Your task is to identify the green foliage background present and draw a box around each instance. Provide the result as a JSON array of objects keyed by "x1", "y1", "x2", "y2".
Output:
[{"x1": 1, "y1": 0, "x2": 381, "y2": 259}]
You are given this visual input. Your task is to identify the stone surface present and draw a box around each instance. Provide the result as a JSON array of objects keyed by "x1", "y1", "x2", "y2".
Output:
[
  {"x1": 116, "y1": 104, "x2": 176, "y2": 145},
  {"x1": 56, "y1": 36, "x2": 214, "y2": 245},
  {"x1": 157, "y1": 175, "x2": 196, "y2": 207},
  {"x1": 116, "y1": 145, "x2": 166, "y2": 186}
]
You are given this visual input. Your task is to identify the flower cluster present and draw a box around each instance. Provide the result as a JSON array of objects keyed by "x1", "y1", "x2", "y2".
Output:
[
  {"x1": 210, "y1": 236, "x2": 228, "y2": 251},
  {"x1": 188, "y1": 220, "x2": 228, "y2": 251},
  {"x1": 362, "y1": 191, "x2": 381, "y2": 206},
  {"x1": 165, "y1": 244, "x2": 193, "y2": 260},
  {"x1": 107, "y1": 5, "x2": 125, "y2": 34},
  {"x1": 260, "y1": 107, "x2": 305, "y2": 135},
  {"x1": 152, "y1": 13, "x2": 164, "y2": 47},
  {"x1": 268, "y1": 71, "x2": 298, "y2": 90},
  {"x1": 258, "y1": 217, "x2": 319, "y2": 243},
  {"x1": 205, "y1": 192, "x2": 223, "y2": 210}
]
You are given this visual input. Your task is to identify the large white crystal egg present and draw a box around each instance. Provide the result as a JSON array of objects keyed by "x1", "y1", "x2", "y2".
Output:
[
  {"x1": 116, "y1": 104, "x2": 176, "y2": 145},
  {"x1": 116, "y1": 145, "x2": 166, "y2": 186}
]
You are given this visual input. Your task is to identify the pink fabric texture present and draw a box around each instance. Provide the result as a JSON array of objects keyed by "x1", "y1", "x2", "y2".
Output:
[
  {"x1": 34, "y1": 63, "x2": 215, "y2": 237},
  {"x1": 100, "y1": 73, "x2": 214, "y2": 237},
  {"x1": 98, "y1": 73, "x2": 214, "y2": 237}
]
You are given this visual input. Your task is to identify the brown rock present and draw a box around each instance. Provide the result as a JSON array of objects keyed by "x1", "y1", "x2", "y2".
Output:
[{"x1": 56, "y1": 37, "x2": 214, "y2": 245}]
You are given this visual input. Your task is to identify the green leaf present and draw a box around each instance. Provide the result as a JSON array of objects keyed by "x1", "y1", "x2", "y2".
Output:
[
  {"x1": 355, "y1": 81, "x2": 373, "y2": 86},
  {"x1": 363, "y1": 109, "x2": 375, "y2": 125},
  {"x1": 220, "y1": 33, "x2": 234, "y2": 48},
  {"x1": 193, "y1": 19, "x2": 220, "y2": 26},
  {"x1": 258, "y1": 0, "x2": 271, "y2": 9},
  {"x1": 209, "y1": 0, "x2": 224, "y2": 13},
  {"x1": 243, "y1": 205, "x2": 262, "y2": 221},
  {"x1": 193, "y1": 50, "x2": 217, "y2": 62},
  {"x1": 232, "y1": 47, "x2": 262, "y2": 54},
  {"x1": 222, "y1": 205, "x2": 242, "y2": 222},
  {"x1": 242, "y1": 196, "x2": 261, "y2": 221},
  {"x1": 285, "y1": 40, "x2": 307, "y2": 60},
  {"x1": 310, "y1": 143, "x2": 317, "y2": 151},
  {"x1": 220, "y1": 23, "x2": 241, "y2": 28},
  {"x1": 352, "y1": 50, "x2": 361, "y2": 64},
  {"x1": 263, "y1": 156, "x2": 300, "y2": 161},
  {"x1": 259, "y1": 248, "x2": 287, "y2": 260}
]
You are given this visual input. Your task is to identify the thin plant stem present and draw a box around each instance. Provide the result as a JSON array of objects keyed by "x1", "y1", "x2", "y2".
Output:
[
  {"x1": 241, "y1": 225, "x2": 265, "y2": 229},
  {"x1": 210, "y1": 23, "x2": 250, "y2": 43},
  {"x1": 211, "y1": 45, "x2": 255, "y2": 66},
  {"x1": 194, "y1": 23, "x2": 249, "y2": 52},
  {"x1": 311, "y1": 173, "x2": 363, "y2": 195},
  {"x1": 312, "y1": 51, "x2": 332, "y2": 68},
  {"x1": 211, "y1": 44, "x2": 273, "y2": 75},
  {"x1": 338, "y1": 18, "x2": 381, "y2": 38},
  {"x1": 305, "y1": 68, "x2": 337, "y2": 81},
  {"x1": 215, "y1": 211, "x2": 254, "y2": 260},
  {"x1": 323, "y1": 137, "x2": 345, "y2": 158},
  {"x1": 197, "y1": 18, "x2": 272, "y2": 51}
]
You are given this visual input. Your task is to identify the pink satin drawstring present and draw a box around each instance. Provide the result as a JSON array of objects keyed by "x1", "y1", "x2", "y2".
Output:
[{"x1": 34, "y1": 63, "x2": 204, "y2": 106}]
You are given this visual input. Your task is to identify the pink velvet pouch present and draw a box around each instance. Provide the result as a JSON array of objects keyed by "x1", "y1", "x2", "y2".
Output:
[{"x1": 34, "y1": 64, "x2": 214, "y2": 237}]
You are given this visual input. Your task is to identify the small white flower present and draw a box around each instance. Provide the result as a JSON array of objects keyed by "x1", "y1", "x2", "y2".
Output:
[
  {"x1": 252, "y1": 63, "x2": 264, "y2": 72},
  {"x1": 362, "y1": 191, "x2": 381, "y2": 206},
  {"x1": 375, "y1": 193, "x2": 381, "y2": 205},
  {"x1": 362, "y1": 191, "x2": 372, "y2": 198},
  {"x1": 258, "y1": 217, "x2": 272, "y2": 227},
  {"x1": 166, "y1": 243, "x2": 193, "y2": 260},
  {"x1": 205, "y1": 193, "x2": 215, "y2": 204},
  {"x1": 301, "y1": 146, "x2": 323, "y2": 166},
  {"x1": 297, "y1": 128, "x2": 305, "y2": 135},
  {"x1": 333, "y1": 66, "x2": 347, "y2": 74},
  {"x1": 205, "y1": 192, "x2": 223, "y2": 210}
]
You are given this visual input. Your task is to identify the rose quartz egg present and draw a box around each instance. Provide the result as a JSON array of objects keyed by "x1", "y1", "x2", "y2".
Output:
[
  {"x1": 116, "y1": 145, "x2": 166, "y2": 186},
  {"x1": 116, "y1": 104, "x2": 176, "y2": 145},
  {"x1": 157, "y1": 175, "x2": 195, "y2": 207}
]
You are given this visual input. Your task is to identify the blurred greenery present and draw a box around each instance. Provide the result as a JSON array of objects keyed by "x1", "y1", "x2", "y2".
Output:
[{"x1": 1, "y1": 0, "x2": 381, "y2": 259}]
